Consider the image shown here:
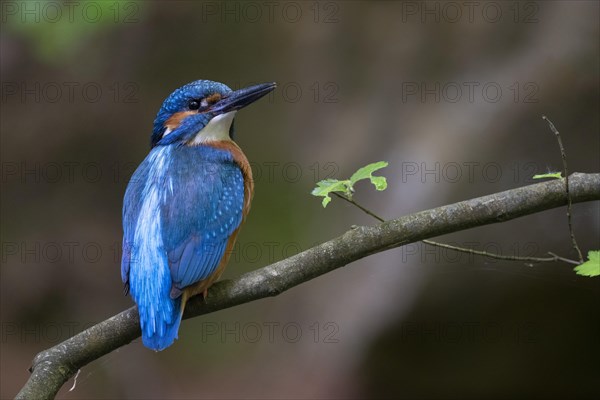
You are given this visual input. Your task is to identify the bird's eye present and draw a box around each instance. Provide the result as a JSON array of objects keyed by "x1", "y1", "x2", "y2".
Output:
[{"x1": 188, "y1": 100, "x2": 200, "y2": 110}]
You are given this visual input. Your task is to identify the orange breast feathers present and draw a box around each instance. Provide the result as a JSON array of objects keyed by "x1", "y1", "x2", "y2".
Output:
[{"x1": 208, "y1": 140, "x2": 254, "y2": 218}]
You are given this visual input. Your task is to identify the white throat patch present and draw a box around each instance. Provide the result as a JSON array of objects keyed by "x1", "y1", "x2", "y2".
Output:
[{"x1": 188, "y1": 111, "x2": 236, "y2": 145}]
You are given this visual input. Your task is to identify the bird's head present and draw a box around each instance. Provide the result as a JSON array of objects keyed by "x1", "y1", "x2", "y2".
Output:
[{"x1": 151, "y1": 80, "x2": 276, "y2": 148}]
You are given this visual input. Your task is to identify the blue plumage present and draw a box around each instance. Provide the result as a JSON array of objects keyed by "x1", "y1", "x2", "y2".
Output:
[
  {"x1": 122, "y1": 145, "x2": 244, "y2": 350},
  {"x1": 121, "y1": 79, "x2": 275, "y2": 351}
]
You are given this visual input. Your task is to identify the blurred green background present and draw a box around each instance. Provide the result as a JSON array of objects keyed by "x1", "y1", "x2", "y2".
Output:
[{"x1": 1, "y1": 1, "x2": 599, "y2": 398}]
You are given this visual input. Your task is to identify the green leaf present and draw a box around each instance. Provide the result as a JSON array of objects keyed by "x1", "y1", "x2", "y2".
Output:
[
  {"x1": 370, "y1": 176, "x2": 388, "y2": 191},
  {"x1": 311, "y1": 161, "x2": 389, "y2": 208},
  {"x1": 349, "y1": 161, "x2": 389, "y2": 186},
  {"x1": 311, "y1": 179, "x2": 351, "y2": 208},
  {"x1": 310, "y1": 179, "x2": 349, "y2": 196},
  {"x1": 574, "y1": 251, "x2": 600, "y2": 277},
  {"x1": 533, "y1": 172, "x2": 562, "y2": 180}
]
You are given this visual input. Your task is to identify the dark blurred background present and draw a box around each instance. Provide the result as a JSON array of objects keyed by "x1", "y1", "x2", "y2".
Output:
[{"x1": 1, "y1": 1, "x2": 599, "y2": 398}]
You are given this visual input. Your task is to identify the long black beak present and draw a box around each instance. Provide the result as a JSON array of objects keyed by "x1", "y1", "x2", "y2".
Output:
[{"x1": 212, "y1": 82, "x2": 277, "y2": 115}]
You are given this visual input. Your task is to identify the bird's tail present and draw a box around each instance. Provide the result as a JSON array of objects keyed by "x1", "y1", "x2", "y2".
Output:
[{"x1": 139, "y1": 293, "x2": 187, "y2": 351}]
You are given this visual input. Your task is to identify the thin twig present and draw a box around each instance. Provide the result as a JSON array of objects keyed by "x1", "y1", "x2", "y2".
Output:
[
  {"x1": 332, "y1": 189, "x2": 580, "y2": 265},
  {"x1": 542, "y1": 115, "x2": 584, "y2": 263},
  {"x1": 547, "y1": 252, "x2": 582, "y2": 266},
  {"x1": 419, "y1": 240, "x2": 561, "y2": 263},
  {"x1": 333, "y1": 192, "x2": 385, "y2": 222}
]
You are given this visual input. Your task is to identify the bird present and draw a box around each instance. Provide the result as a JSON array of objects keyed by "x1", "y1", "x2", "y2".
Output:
[{"x1": 121, "y1": 79, "x2": 276, "y2": 351}]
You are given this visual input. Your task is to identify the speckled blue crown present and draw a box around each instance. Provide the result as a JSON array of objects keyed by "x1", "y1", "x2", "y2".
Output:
[{"x1": 152, "y1": 80, "x2": 232, "y2": 144}]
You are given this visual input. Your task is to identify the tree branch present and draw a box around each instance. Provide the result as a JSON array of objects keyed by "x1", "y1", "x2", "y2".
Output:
[
  {"x1": 17, "y1": 172, "x2": 600, "y2": 400},
  {"x1": 332, "y1": 192, "x2": 580, "y2": 264}
]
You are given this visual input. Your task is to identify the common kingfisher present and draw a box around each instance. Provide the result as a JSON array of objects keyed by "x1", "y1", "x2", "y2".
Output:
[{"x1": 121, "y1": 80, "x2": 276, "y2": 351}]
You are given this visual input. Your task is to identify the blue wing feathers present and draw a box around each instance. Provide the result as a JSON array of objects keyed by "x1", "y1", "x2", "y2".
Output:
[
  {"x1": 162, "y1": 146, "x2": 244, "y2": 290},
  {"x1": 121, "y1": 144, "x2": 245, "y2": 350}
]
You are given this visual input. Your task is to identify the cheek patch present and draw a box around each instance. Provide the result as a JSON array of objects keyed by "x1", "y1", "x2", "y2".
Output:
[{"x1": 164, "y1": 111, "x2": 197, "y2": 131}]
